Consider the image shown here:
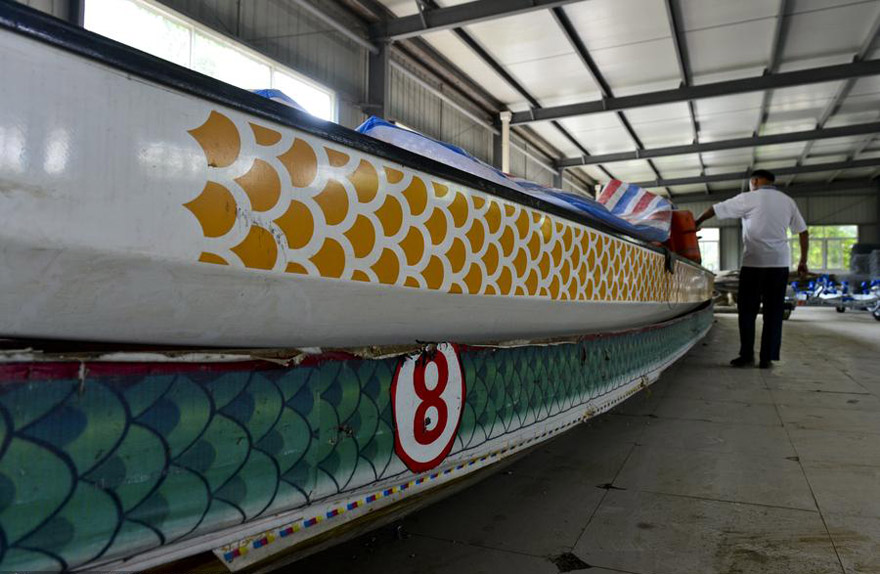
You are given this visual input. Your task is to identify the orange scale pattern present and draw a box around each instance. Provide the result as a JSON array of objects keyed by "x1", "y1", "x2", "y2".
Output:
[{"x1": 185, "y1": 111, "x2": 712, "y2": 304}]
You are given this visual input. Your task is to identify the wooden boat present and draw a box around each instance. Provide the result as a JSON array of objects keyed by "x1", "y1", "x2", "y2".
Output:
[{"x1": 0, "y1": 2, "x2": 714, "y2": 571}]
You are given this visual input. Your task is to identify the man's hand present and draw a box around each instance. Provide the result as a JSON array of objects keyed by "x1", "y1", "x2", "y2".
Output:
[
  {"x1": 797, "y1": 230, "x2": 809, "y2": 278},
  {"x1": 694, "y1": 206, "x2": 715, "y2": 229},
  {"x1": 798, "y1": 262, "x2": 808, "y2": 277}
]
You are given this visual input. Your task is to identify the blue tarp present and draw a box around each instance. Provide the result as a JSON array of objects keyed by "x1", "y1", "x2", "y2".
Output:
[
  {"x1": 252, "y1": 89, "x2": 307, "y2": 113},
  {"x1": 356, "y1": 117, "x2": 670, "y2": 242}
]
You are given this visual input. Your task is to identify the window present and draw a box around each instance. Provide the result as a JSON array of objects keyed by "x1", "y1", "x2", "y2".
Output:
[
  {"x1": 697, "y1": 227, "x2": 720, "y2": 272},
  {"x1": 788, "y1": 225, "x2": 858, "y2": 271},
  {"x1": 84, "y1": 0, "x2": 336, "y2": 120},
  {"x1": 191, "y1": 32, "x2": 270, "y2": 90}
]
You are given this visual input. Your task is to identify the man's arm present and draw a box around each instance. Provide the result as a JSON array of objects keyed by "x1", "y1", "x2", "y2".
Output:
[
  {"x1": 694, "y1": 206, "x2": 715, "y2": 229},
  {"x1": 698, "y1": 195, "x2": 746, "y2": 228},
  {"x1": 790, "y1": 202, "x2": 809, "y2": 276},
  {"x1": 798, "y1": 230, "x2": 809, "y2": 276}
]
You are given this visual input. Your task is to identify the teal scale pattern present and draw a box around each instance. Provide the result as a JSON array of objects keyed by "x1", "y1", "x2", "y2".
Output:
[{"x1": 0, "y1": 306, "x2": 712, "y2": 571}]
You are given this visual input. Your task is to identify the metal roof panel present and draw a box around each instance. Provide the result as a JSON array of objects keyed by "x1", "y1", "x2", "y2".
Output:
[
  {"x1": 685, "y1": 19, "x2": 777, "y2": 77},
  {"x1": 562, "y1": 0, "x2": 671, "y2": 50},
  {"x1": 505, "y1": 53, "x2": 602, "y2": 100},
  {"x1": 678, "y1": 0, "x2": 778, "y2": 30},
  {"x1": 581, "y1": 38, "x2": 681, "y2": 92},
  {"x1": 784, "y1": 1, "x2": 880, "y2": 61},
  {"x1": 669, "y1": 184, "x2": 710, "y2": 194},
  {"x1": 422, "y1": 29, "x2": 526, "y2": 104},
  {"x1": 463, "y1": 10, "x2": 573, "y2": 66}
]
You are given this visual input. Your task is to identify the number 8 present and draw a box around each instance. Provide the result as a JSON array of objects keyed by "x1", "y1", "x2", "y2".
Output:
[{"x1": 392, "y1": 343, "x2": 466, "y2": 472}]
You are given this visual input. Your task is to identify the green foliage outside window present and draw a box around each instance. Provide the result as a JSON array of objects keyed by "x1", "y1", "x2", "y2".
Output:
[{"x1": 789, "y1": 225, "x2": 858, "y2": 271}]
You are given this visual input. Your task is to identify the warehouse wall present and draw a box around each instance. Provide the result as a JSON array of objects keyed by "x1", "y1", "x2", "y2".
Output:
[
  {"x1": 678, "y1": 193, "x2": 879, "y2": 228},
  {"x1": 387, "y1": 64, "x2": 494, "y2": 165},
  {"x1": 794, "y1": 194, "x2": 879, "y2": 228},
  {"x1": 678, "y1": 192, "x2": 880, "y2": 270},
  {"x1": 15, "y1": 0, "x2": 69, "y2": 19},
  {"x1": 510, "y1": 134, "x2": 554, "y2": 188},
  {"x1": 719, "y1": 226, "x2": 742, "y2": 270}
]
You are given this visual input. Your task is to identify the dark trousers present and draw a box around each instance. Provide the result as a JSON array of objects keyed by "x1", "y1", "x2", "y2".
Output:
[{"x1": 737, "y1": 266, "x2": 789, "y2": 362}]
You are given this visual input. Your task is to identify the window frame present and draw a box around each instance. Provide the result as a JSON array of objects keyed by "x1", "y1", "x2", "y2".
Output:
[
  {"x1": 788, "y1": 225, "x2": 858, "y2": 272},
  {"x1": 697, "y1": 227, "x2": 720, "y2": 272},
  {"x1": 84, "y1": 0, "x2": 337, "y2": 122}
]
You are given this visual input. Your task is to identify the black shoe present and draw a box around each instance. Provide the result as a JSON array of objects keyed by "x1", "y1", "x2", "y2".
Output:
[
  {"x1": 758, "y1": 360, "x2": 772, "y2": 369},
  {"x1": 730, "y1": 356, "x2": 754, "y2": 368}
]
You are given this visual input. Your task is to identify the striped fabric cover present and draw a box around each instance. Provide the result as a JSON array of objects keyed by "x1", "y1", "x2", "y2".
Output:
[{"x1": 598, "y1": 180, "x2": 673, "y2": 240}]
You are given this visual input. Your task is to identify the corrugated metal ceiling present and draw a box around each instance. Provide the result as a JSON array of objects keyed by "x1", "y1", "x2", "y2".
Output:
[{"x1": 374, "y1": 0, "x2": 880, "y2": 197}]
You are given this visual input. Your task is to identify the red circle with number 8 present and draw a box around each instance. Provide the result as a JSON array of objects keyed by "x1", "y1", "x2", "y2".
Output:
[{"x1": 392, "y1": 343, "x2": 466, "y2": 472}]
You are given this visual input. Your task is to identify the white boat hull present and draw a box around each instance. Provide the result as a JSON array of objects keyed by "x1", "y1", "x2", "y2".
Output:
[{"x1": 0, "y1": 11, "x2": 711, "y2": 348}]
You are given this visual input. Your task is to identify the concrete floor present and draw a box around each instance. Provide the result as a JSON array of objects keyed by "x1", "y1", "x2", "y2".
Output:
[{"x1": 296, "y1": 307, "x2": 880, "y2": 574}]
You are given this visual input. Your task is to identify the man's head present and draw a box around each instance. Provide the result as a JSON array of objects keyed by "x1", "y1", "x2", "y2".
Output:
[{"x1": 748, "y1": 169, "x2": 776, "y2": 191}]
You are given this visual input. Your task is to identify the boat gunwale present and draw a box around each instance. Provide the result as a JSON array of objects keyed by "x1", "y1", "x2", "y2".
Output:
[
  {"x1": 0, "y1": 302, "x2": 713, "y2": 371},
  {"x1": 0, "y1": 0, "x2": 708, "y2": 274}
]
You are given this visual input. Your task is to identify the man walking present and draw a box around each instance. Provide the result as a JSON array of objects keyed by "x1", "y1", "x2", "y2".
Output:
[{"x1": 695, "y1": 170, "x2": 809, "y2": 368}]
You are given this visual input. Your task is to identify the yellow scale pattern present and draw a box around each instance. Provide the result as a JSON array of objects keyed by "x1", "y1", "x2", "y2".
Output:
[{"x1": 184, "y1": 111, "x2": 712, "y2": 303}]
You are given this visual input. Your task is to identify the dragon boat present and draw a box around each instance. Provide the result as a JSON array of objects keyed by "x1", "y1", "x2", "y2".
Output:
[{"x1": 0, "y1": 2, "x2": 713, "y2": 572}]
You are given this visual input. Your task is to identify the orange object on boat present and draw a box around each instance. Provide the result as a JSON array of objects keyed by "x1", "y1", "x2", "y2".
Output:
[{"x1": 665, "y1": 210, "x2": 702, "y2": 264}]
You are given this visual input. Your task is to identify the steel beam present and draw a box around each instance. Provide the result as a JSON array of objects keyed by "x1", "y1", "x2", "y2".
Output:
[
  {"x1": 551, "y1": 7, "x2": 666, "y2": 192},
  {"x1": 423, "y1": 1, "x2": 604, "y2": 184},
  {"x1": 355, "y1": 0, "x2": 595, "y2": 189},
  {"x1": 367, "y1": 41, "x2": 390, "y2": 118},
  {"x1": 752, "y1": 0, "x2": 790, "y2": 132},
  {"x1": 550, "y1": 8, "x2": 611, "y2": 97},
  {"x1": 388, "y1": 59, "x2": 587, "y2": 187},
  {"x1": 631, "y1": 158, "x2": 880, "y2": 188},
  {"x1": 287, "y1": 0, "x2": 379, "y2": 53},
  {"x1": 563, "y1": 175, "x2": 593, "y2": 197},
  {"x1": 371, "y1": 0, "x2": 583, "y2": 41},
  {"x1": 828, "y1": 134, "x2": 878, "y2": 183},
  {"x1": 509, "y1": 59, "x2": 880, "y2": 125},
  {"x1": 66, "y1": 0, "x2": 84, "y2": 26},
  {"x1": 556, "y1": 121, "x2": 880, "y2": 168},
  {"x1": 388, "y1": 60, "x2": 496, "y2": 130},
  {"x1": 663, "y1": 0, "x2": 709, "y2": 194},
  {"x1": 371, "y1": 65, "x2": 561, "y2": 175},
  {"x1": 791, "y1": 8, "x2": 880, "y2": 182},
  {"x1": 674, "y1": 178, "x2": 879, "y2": 204},
  {"x1": 338, "y1": 0, "x2": 595, "y2": 188},
  {"x1": 743, "y1": 0, "x2": 789, "y2": 192}
]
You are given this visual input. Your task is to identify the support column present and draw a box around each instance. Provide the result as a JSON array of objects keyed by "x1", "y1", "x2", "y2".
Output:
[
  {"x1": 553, "y1": 168, "x2": 564, "y2": 190},
  {"x1": 500, "y1": 110, "x2": 512, "y2": 173},
  {"x1": 367, "y1": 41, "x2": 391, "y2": 119},
  {"x1": 720, "y1": 223, "x2": 744, "y2": 270},
  {"x1": 66, "y1": 0, "x2": 84, "y2": 26},
  {"x1": 867, "y1": 181, "x2": 880, "y2": 242}
]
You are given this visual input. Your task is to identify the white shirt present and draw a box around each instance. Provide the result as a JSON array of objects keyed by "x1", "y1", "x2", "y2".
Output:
[{"x1": 713, "y1": 186, "x2": 807, "y2": 268}]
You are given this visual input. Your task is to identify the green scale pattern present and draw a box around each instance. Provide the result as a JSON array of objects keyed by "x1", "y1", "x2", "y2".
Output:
[{"x1": 0, "y1": 307, "x2": 711, "y2": 571}]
